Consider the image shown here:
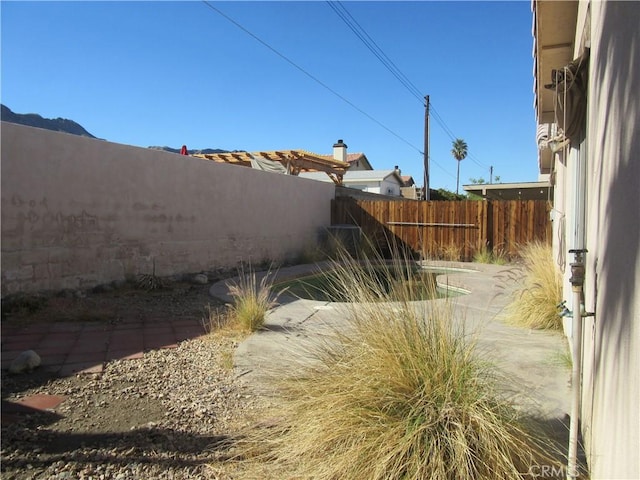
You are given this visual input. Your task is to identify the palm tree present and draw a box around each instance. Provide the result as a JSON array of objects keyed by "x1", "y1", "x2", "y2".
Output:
[{"x1": 451, "y1": 138, "x2": 468, "y2": 195}]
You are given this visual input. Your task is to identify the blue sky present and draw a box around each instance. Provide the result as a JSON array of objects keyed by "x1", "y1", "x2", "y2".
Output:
[{"x1": 1, "y1": 1, "x2": 539, "y2": 191}]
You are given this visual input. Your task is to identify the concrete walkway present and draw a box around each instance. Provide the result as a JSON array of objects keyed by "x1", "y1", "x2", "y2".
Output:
[{"x1": 211, "y1": 261, "x2": 572, "y2": 421}]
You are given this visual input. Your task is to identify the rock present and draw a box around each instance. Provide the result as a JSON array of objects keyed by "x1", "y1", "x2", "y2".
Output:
[
  {"x1": 92, "y1": 284, "x2": 114, "y2": 294},
  {"x1": 192, "y1": 274, "x2": 208, "y2": 285},
  {"x1": 111, "y1": 279, "x2": 127, "y2": 290},
  {"x1": 9, "y1": 350, "x2": 41, "y2": 374}
]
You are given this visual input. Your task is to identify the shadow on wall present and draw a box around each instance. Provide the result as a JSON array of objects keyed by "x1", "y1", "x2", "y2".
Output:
[
  {"x1": 593, "y1": 2, "x2": 640, "y2": 372},
  {"x1": 331, "y1": 197, "x2": 417, "y2": 259},
  {"x1": 590, "y1": 1, "x2": 640, "y2": 475}
]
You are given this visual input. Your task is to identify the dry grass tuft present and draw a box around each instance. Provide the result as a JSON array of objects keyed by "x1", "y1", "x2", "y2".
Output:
[
  {"x1": 440, "y1": 243, "x2": 463, "y2": 261},
  {"x1": 473, "y1": 243, "x2": 509, "y2": 265},
  {"x1": 237, "y1": 249, "x2": 560, "y2": 479},
  {"x1": 504, "y1": 242, "x2": 563, "y2": 330},
  {"x1": 227, "y1": 265, "x2": 281, "y2": 332}
]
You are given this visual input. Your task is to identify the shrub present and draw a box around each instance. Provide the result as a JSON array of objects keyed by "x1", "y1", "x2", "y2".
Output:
[
  {"x1": 504, "y1": 242, "x2": 563, "y2": 330},
  {"x1": 473, "y1": 243, "x2": 509, "y2": 265},
  {"x1": 227, "y1": 265, "x2": 279, "y2": 332},
  {"x1": 440, "y1": 243, "x2": 462, "y2": 261},
  {"x1": 239, "y1": 250, "x2": 559, "y2": 479}
]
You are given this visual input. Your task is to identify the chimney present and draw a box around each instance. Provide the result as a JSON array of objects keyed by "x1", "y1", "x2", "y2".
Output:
[
  {"x1": 394, "y1": 165, "x2": 401, "y2": 176},
  {"x1": 333, "y1": 139, "x2": 348, "y2": 163}
]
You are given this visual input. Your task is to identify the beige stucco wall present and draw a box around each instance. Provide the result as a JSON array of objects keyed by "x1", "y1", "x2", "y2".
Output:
[
  {"x1": 1, "y1": 122, "x2": 335, "y2": 295},
  {"x1": 579, "y1": 2, "x2": 640, "y2": 478}
]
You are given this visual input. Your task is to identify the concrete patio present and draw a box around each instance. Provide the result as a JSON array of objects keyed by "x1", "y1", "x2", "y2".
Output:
[{"x1": 212, "y1": 261, "x2": 572, "y2": 421}]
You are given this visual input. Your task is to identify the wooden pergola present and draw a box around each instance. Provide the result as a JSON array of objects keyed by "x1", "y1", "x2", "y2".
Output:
[{"x1": 193, "y1": 150, "x2": 349, "y2": 184}]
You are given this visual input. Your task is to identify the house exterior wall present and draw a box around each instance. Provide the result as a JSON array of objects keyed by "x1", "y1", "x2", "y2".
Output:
[
  {"x1": 572, "y1": 2, "x2": 639, "y2": 478},
  {"x1": 343, "y1": 178, "x2": 401, "y2": 196},
  {"x1": 360, "y1": 182, "x2": 381, "y2": 194},
  {"x1": 380, "y1": 177, "x2": 401, "y2": 196},
  {"x1": 347, "y1": 160, "x2": 369, "y2": 171},
  {"x1": 539, "y1": 2, "x2": 639, "y2": 477},
  {"x1": 1, "y1": 122, "x2": 336, "y2": 296}
]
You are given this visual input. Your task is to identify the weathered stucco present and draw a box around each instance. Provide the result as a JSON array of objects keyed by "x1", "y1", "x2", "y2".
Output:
[
  {"x1": 538, "y1": 1, "x2": 639, "y2": 477},
  {"x1": 580, "y1": 2, "x2": 640, "y2": 478},
  {"x1": 1, "y1": 122, "x2": 336, "y2": 295}
]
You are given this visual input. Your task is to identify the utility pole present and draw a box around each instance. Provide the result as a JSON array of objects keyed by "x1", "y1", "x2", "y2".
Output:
[
  {"x1": 490, "y1": 165, "x2": 493, "y2": 184},
  {"x1": 423, "y1": 95, "x2": 430, "y2": 200}
]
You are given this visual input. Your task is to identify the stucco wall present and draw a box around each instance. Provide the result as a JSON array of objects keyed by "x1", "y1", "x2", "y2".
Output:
[
  {"x1": 1, "y1": 122, "x2": 336, "y2": 295},
  {"x1": 580, "y1": 2, "x2": 640, "y2": 478},
  {"x1": 380, "y1": 177, "x2": 401, "y2": 196}
]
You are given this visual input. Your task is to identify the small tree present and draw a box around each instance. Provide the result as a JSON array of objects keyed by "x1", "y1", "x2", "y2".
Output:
[{"x1": 451, "y1": 138, "x2": 468, "y2": 194}]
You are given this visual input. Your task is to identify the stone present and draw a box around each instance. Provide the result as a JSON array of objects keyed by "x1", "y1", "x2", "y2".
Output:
[
  {"x1": 111, "y1": 279, "x2": 127, "y2": 290},
  {"x1": 92, "y1": 284, "x2": 114, "y2": 294},
  {"x1": 192, "y1": 274, "x2": 208, "y2": 285},
  {"x1": 9, "y1": 350, "x2": 41, "y2": 374}
]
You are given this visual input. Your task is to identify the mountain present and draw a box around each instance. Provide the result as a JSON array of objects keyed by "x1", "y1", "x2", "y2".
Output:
[
  {"x1": 1, "y1": 104, "x2": 97, "y2": 138},
  {"x1": 1, "y1": 105, "x2": 234, "y2": 153},
  {"x1": 148, "y1": 146, "x2": 232, "y2": 155}
]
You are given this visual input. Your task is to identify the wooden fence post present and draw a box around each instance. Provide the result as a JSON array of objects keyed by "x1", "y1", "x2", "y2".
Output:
[{"x1": 485, "y1": 200, "x2": 494, "y2": 251}]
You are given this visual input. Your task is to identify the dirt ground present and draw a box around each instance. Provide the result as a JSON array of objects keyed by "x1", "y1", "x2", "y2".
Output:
[
  {"x1": 1, "y1": 277, "x2": 224, "y2": 326},
  {"x1": 0, "y1": 278, "x2": 258, "y2": 479}
]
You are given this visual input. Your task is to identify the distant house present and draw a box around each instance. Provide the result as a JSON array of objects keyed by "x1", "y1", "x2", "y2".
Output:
[
  {"x1": 344, "y1": 152, "x2": 373, "y2": 171},
  {"x1": 299, "y1": 169, "x2": 404, "y2": 197},
  {"x1": 399, "y1": 174, "x2": 422, "y2": 199},
  {"x1": 401, "y1": 175, "x2": 415, "y2": 187}
]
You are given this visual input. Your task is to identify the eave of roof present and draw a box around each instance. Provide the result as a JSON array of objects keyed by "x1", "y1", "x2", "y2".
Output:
[
  {"x1": 463, "y1": 181, "x2": 552, "y2": 201},
  {"x1": 532, "y1": 0, "x2": 579, "y2": 124}
]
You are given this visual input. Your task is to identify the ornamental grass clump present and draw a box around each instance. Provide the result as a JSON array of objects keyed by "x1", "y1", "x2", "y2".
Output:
[
  {"x1": 473, "y1": 243, "x2": 509, "y2": 265},
  {"x1": 505, "y1": 241, "x2": 563, "y2": 330},
  {"x1": 227, "y1": 265, "x2": 279, "y2": 332},
  {"x1": 239, "y1": 250, "x2": 559, "y2": 479}
]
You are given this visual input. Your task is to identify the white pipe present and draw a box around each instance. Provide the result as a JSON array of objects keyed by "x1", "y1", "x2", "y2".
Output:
[
  {"x1": 567, "y1": 283, "x2": 583, "y2": 479},
  {"x1": 566, "y1": 116, "x2": 588, "y2": 479}
]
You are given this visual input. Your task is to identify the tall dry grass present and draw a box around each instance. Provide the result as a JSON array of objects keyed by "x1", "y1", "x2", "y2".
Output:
[
  {"x1": 505, "y1": 242, "x2": 563, "y2": 330},
  {"x1": 227, "y1": 265, "x2": 280, "y2": 332},
  {"x1": 473, "y1": 243, "x2": 509, "y2": 265},
  {"x1": 238, "y1": 250, "x2": 560, "y2": 479}
]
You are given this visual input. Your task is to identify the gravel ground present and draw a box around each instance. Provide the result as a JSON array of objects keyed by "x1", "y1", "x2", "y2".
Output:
[{"x1": 1, "y1": 333, "x2": 266, "y2": 480}]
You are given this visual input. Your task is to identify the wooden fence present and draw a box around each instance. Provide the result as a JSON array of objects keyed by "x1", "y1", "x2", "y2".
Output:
[{"x1": 331, "y1": 198, "x2": 552, "y2": 260}]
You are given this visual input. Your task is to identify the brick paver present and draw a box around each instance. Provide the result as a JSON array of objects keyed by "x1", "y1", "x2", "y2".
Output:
[{"x1": 1, "y1": 318, "x2": 206, "y2": 376}]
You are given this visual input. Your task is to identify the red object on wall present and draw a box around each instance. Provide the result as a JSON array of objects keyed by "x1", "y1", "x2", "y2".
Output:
[{"x1": 180, "y1": 145, "x2": 188, "y2": 155}]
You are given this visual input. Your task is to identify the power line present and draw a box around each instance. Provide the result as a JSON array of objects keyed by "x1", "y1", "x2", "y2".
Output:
[
  {"x1": 328, "y1": 1, "x2": 490, "y2": 174},
  {"x1": 431, "y1": 102, "x2": 490, "y2": 169},
  {"x1": 327, "y1": 1, "x2": 425, "y2": 104},
  {"x1": 326, "y1": 2, "x2": 478, "y2": 177},
  {"x1": 201, "y1": 2, "x2": 457, "y2": 181},
  {"x1": 201, "y1": 1, "x2": 424, "y2": 155}
]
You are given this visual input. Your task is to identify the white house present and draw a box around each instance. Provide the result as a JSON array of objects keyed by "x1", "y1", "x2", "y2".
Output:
[
  {"x1": 533, "y1": 1, "x2": 639, "y2": 478},
  {"x1": 299, "y1": 169, "x2": 404, "y2": 197}
]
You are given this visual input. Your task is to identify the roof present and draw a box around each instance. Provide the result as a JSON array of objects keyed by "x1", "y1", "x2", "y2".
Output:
[
  {"x1": 401, "y1": 175, "x2": 415, "y2": 187},
  {"x1": 533, "y1": 1, "x2": 578, "y2": 124},
  {"x1": 317, "y1": 152, "x2": 372, "y2": 169},
  {"x1": 532, "y1": 1, "x2": 579, "y2": 175},
  {"x1": 346, "y1": 153, "x2": 365, "y2": 163},
  {"x1": 343, "y1": 170, "x2": 401, "y2": 182},
  {"x1": 463, "y1": 181, "x2": 552, "y2": 201},
  {"x1": 193, "y1": 149, "x2": 349, "y2": 184}
]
